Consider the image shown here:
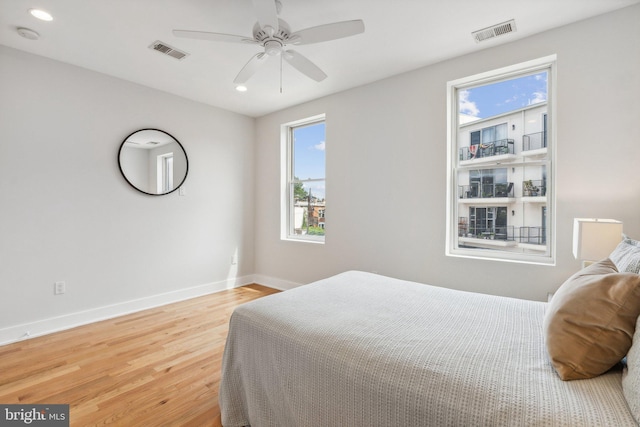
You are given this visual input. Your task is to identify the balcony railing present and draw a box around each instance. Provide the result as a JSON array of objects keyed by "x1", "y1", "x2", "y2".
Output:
[
  {"x1": 458, "y1": 217, "x2": 468, "y2": 236},
  {"x1": 459, "y1": 139, "x2": 515, "y2": 161},
  {"x1": 523, "y1": 131, "x2": 547, "y2": 151},
  {"x1": 522, "y1": 179, "x2": 546, "y2": 197},
  {"x1": 458, "y1": 224, "x2": 546, "y2": 245},
  {"x1": 462, "y1": 225, "x2": 514, "y2": 241},
  {"x1": 519, "y1": 226, "x2": 546, "y2": 245},
  {"x1": 459, "y1": 182, "x2": 514, "y2": 199}
]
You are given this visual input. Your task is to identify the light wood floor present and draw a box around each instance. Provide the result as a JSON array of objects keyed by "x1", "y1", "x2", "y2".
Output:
[{"x1": 0, "y1": 284, "x2": 279, "y2": 426}]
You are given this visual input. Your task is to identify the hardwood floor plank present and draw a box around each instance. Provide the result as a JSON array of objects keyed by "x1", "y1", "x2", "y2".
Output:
[{"x1": 0, "y1": 284, "x2": 279, "y2": 426}]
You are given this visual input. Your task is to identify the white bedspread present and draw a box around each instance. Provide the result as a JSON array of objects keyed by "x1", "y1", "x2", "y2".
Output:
[{"x1": 219, "y1": 271, "x2": 637, "y2": 426}]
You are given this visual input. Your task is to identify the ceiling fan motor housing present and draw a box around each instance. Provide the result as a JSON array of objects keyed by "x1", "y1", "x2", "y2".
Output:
[{"x1": 253, "y1": 19, "x2": 290, "y2": 43}]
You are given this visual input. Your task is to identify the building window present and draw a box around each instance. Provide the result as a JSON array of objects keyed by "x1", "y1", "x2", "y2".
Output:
[
  {"x1": 281, "y1": 114, "x2": 326, "y2": 243},
  {"x1": 446, "y1": 56, "x2": 556, "y2": 264}
]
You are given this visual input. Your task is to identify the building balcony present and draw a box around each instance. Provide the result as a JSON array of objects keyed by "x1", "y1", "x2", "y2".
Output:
[
  {"x1": 522, "y1": 131, "x2": 547, "y2": 158},
  {"x1": 518, "y1": 226, "x2": 546, "y2": 245},
  {"x1": 459, "y1": 139, "x2": 515, "y2": 163},
  {"x1": 459, "y1": 182, "x2": 514, "y2": 200},
  {"x1": 460, "y1": 225, "x2": 514, "y2": 242},
  {"x1": 457, "y1": 223, "x2": 546, "y2": 246},
  {"x1": 522, "y1": 179, "x2": 546, "y2": 198},
  {"x1": 523, "y1": 131, "x2": 547, "y2": 151}
]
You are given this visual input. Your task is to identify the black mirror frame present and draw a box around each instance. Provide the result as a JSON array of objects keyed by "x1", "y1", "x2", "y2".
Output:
[{"x1": 117, "y1": 128, "x2": 189, "y2": 196}]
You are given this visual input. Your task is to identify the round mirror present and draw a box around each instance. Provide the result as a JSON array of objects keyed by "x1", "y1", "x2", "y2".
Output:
[{"x1": 118, "y1": 129, "x2": 189, "y2": 196}]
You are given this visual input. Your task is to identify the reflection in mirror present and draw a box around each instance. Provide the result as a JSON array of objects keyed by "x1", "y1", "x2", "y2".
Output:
[{"x1": 118, "y1": 129, "x2": 189, "y2": 195}]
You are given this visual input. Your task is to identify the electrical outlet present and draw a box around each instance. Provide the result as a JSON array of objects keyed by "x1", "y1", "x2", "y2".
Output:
[{"x1": 54, "y1": 281, "x2": 66, "y2": 295}]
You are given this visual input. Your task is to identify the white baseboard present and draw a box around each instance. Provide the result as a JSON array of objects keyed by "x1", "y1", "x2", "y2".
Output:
[
  {"x1": 252, "y1": 274, "x2": 302, "y2": 291},
  {"x1": 0, "y1": 275, "x2": 256, "y2": 347}
]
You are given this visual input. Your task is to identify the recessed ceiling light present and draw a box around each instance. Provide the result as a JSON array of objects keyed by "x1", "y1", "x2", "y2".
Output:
[
  {"x1": 29, "y1": 8, "x2": 53, "y2": 21},
  {"x1": 235, "y1": 85, "x2": 248, "y2": 92}
]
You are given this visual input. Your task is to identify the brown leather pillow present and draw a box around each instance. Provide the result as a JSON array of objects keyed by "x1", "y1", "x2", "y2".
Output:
[{"x1": 544, "y1": 258, "x2": 640, "y2": 380}]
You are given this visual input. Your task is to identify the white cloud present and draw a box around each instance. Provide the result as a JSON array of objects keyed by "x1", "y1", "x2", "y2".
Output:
[
  {"x1": 314, "y1": 141, "x2": 326, "y2": 151},
  {"x1": 503, "y1": 95, "x2": 519, "y2": 104},
  {"x1": 528, "y1": 91, "x2": 547, "y2": 105},
  {"x1": 459, "y1": 90, "x2": 480, "y2": 116}
]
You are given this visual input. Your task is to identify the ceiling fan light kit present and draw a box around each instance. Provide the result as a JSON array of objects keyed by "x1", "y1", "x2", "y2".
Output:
[{"x1": 173, "y1": 0, "x2": 364, "y2": 88}]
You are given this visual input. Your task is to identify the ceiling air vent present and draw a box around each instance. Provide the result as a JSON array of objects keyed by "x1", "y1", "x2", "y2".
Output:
[
  {"x1": 149, "y1": 41, "x2": 189, "y2": 60},
  {"x1": 472, "y1": 19, "x2": 516, "y2": 43}
]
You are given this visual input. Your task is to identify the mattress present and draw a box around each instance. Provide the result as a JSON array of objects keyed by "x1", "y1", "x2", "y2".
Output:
[{"x1": 219, "y1": 271, "x2": 637, "y2": 426}]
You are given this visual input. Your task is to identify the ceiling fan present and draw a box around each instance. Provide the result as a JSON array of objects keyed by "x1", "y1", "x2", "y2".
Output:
[{"x1": 173, "y1": 0, "x2": 365, "y2": 86}]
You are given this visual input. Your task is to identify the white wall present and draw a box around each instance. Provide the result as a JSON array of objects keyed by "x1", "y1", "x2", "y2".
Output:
[
  {"x1": 254, "y1": 5, "x2": 640, "y2": 300},
  {"x1": 0, "y1": 46, "x2": 255, "y2": 343}
]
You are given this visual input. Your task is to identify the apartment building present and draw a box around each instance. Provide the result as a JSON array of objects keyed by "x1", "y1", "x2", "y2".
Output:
[{"x1": 456, "y1": 103, "x2": 548, "y2": 253}]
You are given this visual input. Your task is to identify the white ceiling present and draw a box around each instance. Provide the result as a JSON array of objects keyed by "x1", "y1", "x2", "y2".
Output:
[{"x1": 1, "y1": 0, "x2": 637, "y2": 117}]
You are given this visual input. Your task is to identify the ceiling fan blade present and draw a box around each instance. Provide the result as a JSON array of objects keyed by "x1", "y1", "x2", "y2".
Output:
[
  {"x1": 234, "y1": 53, "x2": 269, "y2": 84},
  {"x1": 173, "y1": 29, "x2": 257, "y2": 44},
  {"x1": 283, "y1": 50, "x2": 327, "y2": 82},
  {"x1": 290, "y1": 20, "x2": 365, "y2": 45},
  {"x1": 251, "y1": 0, "x2": 279, "y2": 33}
]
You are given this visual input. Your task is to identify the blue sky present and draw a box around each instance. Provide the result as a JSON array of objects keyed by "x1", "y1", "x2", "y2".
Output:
[
  {"x1": 459, "y1": 71, "x2": 547, "y2": 119},
  {"x1": 293, "y1": 122, "x2": 326, "y2": 199}
]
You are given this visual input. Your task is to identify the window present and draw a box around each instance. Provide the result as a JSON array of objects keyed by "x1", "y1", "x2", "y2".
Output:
[
  {"x1": 157, "y1": 152, "x2": 174, "y2": 193},
  {"x1": 447, "y1": 56, "x2": 556, "y2": 264},
  {"x1": 281, "y1": 114, "x2": 326, "y2": 243},
  {"x1": 468, "y1": 207, "x2": 508, "y2": 240}
]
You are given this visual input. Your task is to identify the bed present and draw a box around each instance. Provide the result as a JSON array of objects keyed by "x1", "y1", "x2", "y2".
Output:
[{"x1": 219, "y1": 270, "x2": 639, "y2": 426}]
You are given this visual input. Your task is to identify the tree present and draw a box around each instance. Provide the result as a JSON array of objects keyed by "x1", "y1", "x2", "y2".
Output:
[{"x1": 293, "y1": 178, "x2": 308, "y2": 201}]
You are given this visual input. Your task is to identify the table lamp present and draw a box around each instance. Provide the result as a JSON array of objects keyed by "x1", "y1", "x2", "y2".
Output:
[{"x1": 572, "y1": 218, "x2": 623, "y2": 267}]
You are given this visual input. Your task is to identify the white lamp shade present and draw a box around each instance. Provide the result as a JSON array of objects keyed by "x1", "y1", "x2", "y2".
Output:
[{"x1": 572, "y1": 218, "x2": 623, "y2": 261}]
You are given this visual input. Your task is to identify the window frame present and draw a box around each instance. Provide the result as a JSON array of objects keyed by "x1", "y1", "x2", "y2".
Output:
[
  {"x1": 280, "y1": 114, "x2": 326, "y2": 244},
  {"x1": 157, "y1": 152, "x2": 174, "y2": 194},
  {"x1": 446, "y1": 55, "x2": 557, "y2": 265}
]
